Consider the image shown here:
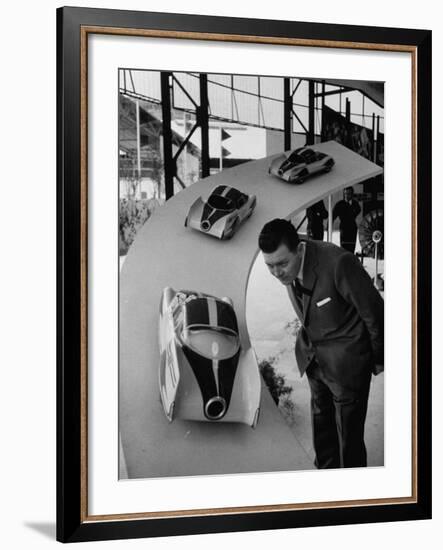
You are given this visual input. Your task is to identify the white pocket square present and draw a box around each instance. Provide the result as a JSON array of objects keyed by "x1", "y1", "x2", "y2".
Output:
[{"x1": 316, "y1": 297, "x2": 331, "y2": 307}]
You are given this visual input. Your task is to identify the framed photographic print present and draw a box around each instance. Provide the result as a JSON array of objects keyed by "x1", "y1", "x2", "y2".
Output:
[{"x1": 57, "y1": 6, "x2": 432, "y2": 543}]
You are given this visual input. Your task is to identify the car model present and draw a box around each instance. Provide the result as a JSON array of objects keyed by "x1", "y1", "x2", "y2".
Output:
[
  {"x1": 158, "y1": 287, "x2": 261, "y2": 427},
  {"x1": 184, "y1": 185, "x2": 256, "y2": 240},
  {"x1": 269, "y1": 147, "x2": 335, "y2": 184}
]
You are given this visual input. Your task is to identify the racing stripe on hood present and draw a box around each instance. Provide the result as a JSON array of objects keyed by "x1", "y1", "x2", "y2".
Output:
[
  {"x1": 207, "y1": 298, "x2": 220, "y2": 394},
  {"x1": 201, "y1": 186, "x2": 233, "y2": 228},
  {"x1": 217, "y1": 353, "x2": 240, "y2": 406},
  {"x1": 201, "y1": 203, "x2": 225, "y2": 227},
  {"x1": 182, "y1": 346, "x2": 240, "y2": 416},
  {"x1": 213, "y1": 296, "x2": 239, "y2": 402},
  {"x1": 223, "y1": 186, "x2": 242, "y2": 202},
  {"x1": 183, "y1": 347, "x2": 218, "y2": 401},
  {"x1": 181, "y1": 295, "x2": 241, "y2": 418},
  {"x1": 214, "y1": 185, "x2": 228, "y2": 196},
  {"x1": 183, "y1": 297, "x2": 209, "y2": 327},
  {"x1": 207, "y1": 297, "x2": 218, "y2": 327},
  {"x1": 216, "y1": 300, "x2": 239, "y2": 332}
]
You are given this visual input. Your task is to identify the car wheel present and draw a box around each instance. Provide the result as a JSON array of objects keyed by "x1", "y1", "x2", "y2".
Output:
[
  {"x1": 323, "y1": 161, "x2": 333, "y2": 173},
  {"x1": 224, "y1": 218, "x2": 239, "y2": 239},
  {"x1": 295, "y1": 169, "x2": 308, "y2": 184}
]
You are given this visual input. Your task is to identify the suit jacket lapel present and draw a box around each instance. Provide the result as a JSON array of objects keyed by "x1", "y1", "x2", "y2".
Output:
[{"x1": 301, "y1": 241, "x2": 318, "y2": 324}]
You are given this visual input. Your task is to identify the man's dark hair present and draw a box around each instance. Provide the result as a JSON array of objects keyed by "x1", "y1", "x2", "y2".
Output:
[{"x1": 258, "y1": 218, "x2": 300, "y2": 253}]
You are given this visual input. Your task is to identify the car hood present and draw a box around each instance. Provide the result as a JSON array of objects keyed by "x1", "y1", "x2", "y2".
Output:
[{"x1": 188, "y1": 197, "x2": 230, "y2": 228}]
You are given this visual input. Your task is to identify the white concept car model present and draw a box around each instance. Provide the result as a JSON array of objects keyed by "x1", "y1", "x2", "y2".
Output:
[
  {"x1": 184, "y1": 185, "x2": 256, "y2": 240},
  {"x1": 269, "y1": 147, "x2": 335, "y2": 184},
  {"x1": 158, "y1": 287, "x2": 261, "y2": 427}
]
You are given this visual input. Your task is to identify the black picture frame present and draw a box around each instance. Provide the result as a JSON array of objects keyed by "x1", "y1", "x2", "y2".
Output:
[{"x1": 57, "y1": 6, "x2": 432, "y2": 543}]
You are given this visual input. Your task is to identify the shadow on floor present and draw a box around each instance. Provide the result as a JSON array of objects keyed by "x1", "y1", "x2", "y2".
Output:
[
  {"x1": 24, "y1": 522, "x2": 56, "y2": 540},
  {"x1": 283, "y1": 371, "x2": 384, "y2": 467}
]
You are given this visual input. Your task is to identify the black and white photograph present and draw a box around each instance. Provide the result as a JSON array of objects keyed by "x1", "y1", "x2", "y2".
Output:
[
  {"x1": 51, "y1": 4, "x2": 432, "y2": 544},
  {"x1": 1, "y1": 0, "x2": 437, "y2": 547},
  {"x1": 118, "y1": 69, "x2": 385, "y2": 479}
]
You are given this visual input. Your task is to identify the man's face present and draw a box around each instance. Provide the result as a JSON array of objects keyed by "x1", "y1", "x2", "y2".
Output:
[
  {"x1": 344, "y1": 188, "x2": 353, "y2": 201},
  {"x1": 262, "y1": 242, "x2": 302, "y2": 286}
]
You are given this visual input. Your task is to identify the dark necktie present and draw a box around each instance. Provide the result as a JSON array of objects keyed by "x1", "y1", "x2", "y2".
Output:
[
  {"x1": 293, "y1": 280, "x2": 304, "y2": 312},
  {"x1": 293, "y1": 280, "x2": 312, "y2": 313}
]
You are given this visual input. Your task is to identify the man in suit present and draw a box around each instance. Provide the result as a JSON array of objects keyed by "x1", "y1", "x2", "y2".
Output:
[
  {"x1": 258, "y1": 218, "x2": 384, "y2": 469},
  {"x1": 333, "y1": 186, "x2": 361, "y2": 253},
  {"x1": 306, "y1": 200, "x2": 328, "y2": 241}
]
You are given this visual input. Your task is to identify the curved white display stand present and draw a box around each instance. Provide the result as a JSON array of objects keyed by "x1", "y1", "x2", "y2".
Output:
[{"x1": 120, "y1": 141, "x2": 383, "y2": 479}]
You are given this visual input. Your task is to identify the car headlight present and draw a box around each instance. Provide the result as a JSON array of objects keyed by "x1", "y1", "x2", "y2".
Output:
[{"x1": 204, "y1": 396, "x2": 227, "y2": 420}]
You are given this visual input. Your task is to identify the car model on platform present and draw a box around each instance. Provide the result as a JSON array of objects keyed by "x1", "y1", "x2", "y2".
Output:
[
  {"x1": 269, "y1": 147, "x2": 335, "y2": 184},
  {"x1": 184, "y1": 185, "x2": 256, "y2": 240},
  {"x1": 158, "y1": 287, "x2": 261, "y2": 427}
]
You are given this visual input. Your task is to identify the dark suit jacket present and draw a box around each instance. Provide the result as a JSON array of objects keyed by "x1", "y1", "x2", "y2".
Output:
[
  {"x1": 287, "y1": 240, "x2": 384, "y2": 391},
  {"x1": 307, "y1": 200, "x2": 328, "y2": 240}
]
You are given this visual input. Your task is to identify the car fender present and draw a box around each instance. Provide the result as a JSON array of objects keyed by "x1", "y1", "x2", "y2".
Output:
[
  {"x1": 269, "y1": 154, "x2": 287, "y2": 176},
  {"x1": 185, "y1": 197, "x2": 205, "y2": 230},
  {"x1": 238, "y1": 197, "x2": 256, "y2": 223},
  {"x1": 219, "y1": 347, "x2": 262, "y2": 427},
  {"x1": 206, "y1": 215, "x2": 229, "y2": 238},
  {"x1": 172, "y1": 345, "x2": 214, "y2": 421},
  {"x1": 159, "y1": 337, "x2": 181, "y2": 422},
  {"x1": 281, "y1": 166, "x2": 303, "y2": 182}
]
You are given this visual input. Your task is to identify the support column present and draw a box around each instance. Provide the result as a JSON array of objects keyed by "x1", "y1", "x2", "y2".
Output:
[
  {"x1": 307, "y1": 80, "x2": 315, "y2": 145},
  {"x1": 284, "y1": 78, "x2": 292, "y2": 151},
  {"x1": 160, "y1": 71, "x2": 174, "y2": 200},
  {"x1": 321, "y1": 80, "x2": 326, "y2": 140},
  {"x1": 345, "y1": 97, "x2": 351, "y2": 122},
  {"x1": 199, "y1": 74, "x2": 210, "y2": 178},
  {"x1": 136, "y1": 99, "x2": 141, "y2": 179},
  {"x1": 328, "y1": 195, "x2": 333, "y2": 243},
  {"x1": 376, "y1": 115, "x2": 380, "y2": 165},
  {"x1": 372, "y1": 113, "x2": 376, "y2": 163}
]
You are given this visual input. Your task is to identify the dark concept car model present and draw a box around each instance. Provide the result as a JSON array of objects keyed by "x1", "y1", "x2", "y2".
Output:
[
  {"x1": 158, "y1": 287, "x2": 261, "y2": 427},
  {"x1": 269, "y1": 147, "x2": 335, "y2": 184},
  {"x1": 184, "y1": 185, "x2": 256, "y2": 239}
]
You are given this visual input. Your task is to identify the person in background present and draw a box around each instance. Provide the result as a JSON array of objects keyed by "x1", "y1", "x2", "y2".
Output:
[
  {"x1": 333, "y1": 186, "x2": 361, "y2": 253},
  {"x1": 306, "y1": 200, "x2": 328, "y2": 241},
  {"x1": 258, "y1": 218, "x2": 384, "y2": 469}
]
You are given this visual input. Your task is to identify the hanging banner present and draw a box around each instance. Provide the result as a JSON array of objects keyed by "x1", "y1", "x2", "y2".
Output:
[
  {"x1": 322, "y1": 105, "x2": 349, "y2": 146},
  {"x1": 322, "y1": 105, "x2": 374, "y2": 161}
]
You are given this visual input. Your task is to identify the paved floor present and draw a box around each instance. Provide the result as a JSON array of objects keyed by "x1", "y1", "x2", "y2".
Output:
[{"x1": 284, "y1": 368, "x2": 384, "y2": 467}]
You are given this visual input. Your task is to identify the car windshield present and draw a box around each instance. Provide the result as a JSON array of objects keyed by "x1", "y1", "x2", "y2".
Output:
[
  {"x1": 207, "y1": 194, "x2": 235, "y2": 212},
  {"x1": 299, "y1": 149, "x2": 315, "y2": 161},
  {"x1": 179, "y1": 296, "x2": 240, "y2": 359},
  {"x1": 182, "y1": 326, "x2": 240, "y2": 360},
  {"x1": 286, "y1": 152, "x2": 304, "y2": 164}
]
